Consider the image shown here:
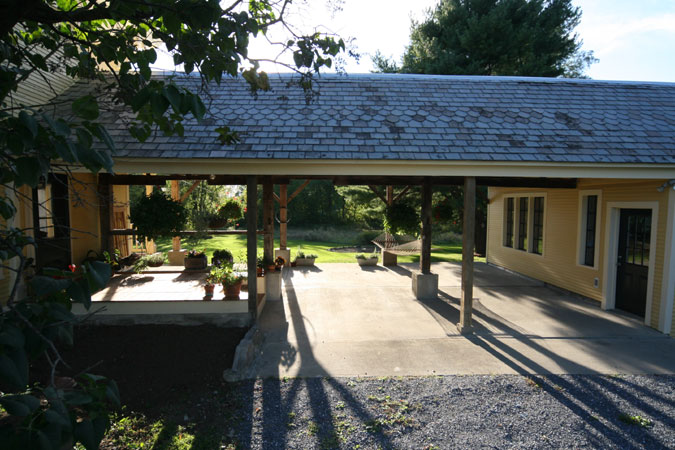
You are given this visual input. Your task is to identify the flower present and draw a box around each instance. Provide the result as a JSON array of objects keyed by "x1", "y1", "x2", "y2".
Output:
[{"x1": 68, "y1": 264, "x2": 77, "y2": 273}]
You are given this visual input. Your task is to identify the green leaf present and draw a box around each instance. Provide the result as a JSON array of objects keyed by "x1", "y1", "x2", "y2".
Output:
[
  {"x1": 0, "y1": 353, "x2": 27, "y2": 390},
  {"x1": 30, "y1": 275, "x2": 71, "y2": 297},
  {"x1": 0, "y1": 197, "x2": 17, "y2": 220},
  {"x1": 0, "y1": 325, "x2": 25, "y2": 348},
  {"x1": 14, "y1": 157, "x2": 42, "y2": 187},
  {"x1": 76, "y1": 128, "x2": 93, "y2": 149},
  {"x1": 19, "y1": 111, "x2": 38, "y2": 137},
  {"x1": 67, "y1": 278, "x2": 91, "y2": 309},
  {"x1": 73, "y1": 419, "x2": 97, "y2": 450},
  {"x1": 190, "y1": 95, "x2": 206, "y2": 119},
  {"x1": 85, "y1": 261, "x2": 111, "y2": 291},
  {"x1": 163, "y1": 85, "x2": 182, "y2": 113},
  {"x1": 72, "y1": 95, "x2": 99, "y2": 120},
  {"x1": 150, "y1": 93, "x2": 169, "y2": 118},
  {"x1": 44, "y1": 409, "x2": 70, "y2": 427},
  {"x1": 105, "y1": 380, "x2": 121, "y2": 409},
  {"x1": 0, "y1": 394, "x2": 40, "y2": 416}
]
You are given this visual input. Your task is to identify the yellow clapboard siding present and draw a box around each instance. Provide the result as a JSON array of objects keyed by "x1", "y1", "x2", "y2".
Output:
[
  {"x1": 488, "y1": 179, "x2": 670, "y2": 333},
  {"x1": 69, "y1": 173, "x2": 101, "y2": 265}
]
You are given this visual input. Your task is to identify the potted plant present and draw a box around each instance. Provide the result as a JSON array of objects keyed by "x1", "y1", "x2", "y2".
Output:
[
  {"x1": 223, "y1": 268, "x2": 245, "y2": 300},
  {"x1": 212, "y1": 249, "x2": 233, "y2": 266},
  {"x1": 263, "y1": 255, "x2": 276, "y2": 272},
  {"x1": 184, "y1": 249, "x2": 207, "y2": 270},
  {"x1": 145, "y1": 252, "x2": 165, "y2": 268},
  {"x1": 356, "y1": 253, "x2": 379, "y2": 266},
  {"x1": 203, "y1": 272, "x2": 217, "y2": 300},
  {"x1": 256, "y1": 255, "x2": 264, "y2": 277},
  {"x1": 274, "y1": 255, "x2": 286, "y2": 270},
  {"x1": 294, "y1": 251, "x2": 318, "y2": 266}
]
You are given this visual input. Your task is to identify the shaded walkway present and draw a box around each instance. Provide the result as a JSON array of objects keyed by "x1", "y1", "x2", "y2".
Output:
[{"x1": 252, "y1": 262, "x2": 675, "y2": 377}]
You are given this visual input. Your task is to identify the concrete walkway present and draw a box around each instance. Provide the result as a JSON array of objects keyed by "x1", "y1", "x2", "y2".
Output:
[{"x1": 253, "y1": 262, "x2": 675, "y2": 377}]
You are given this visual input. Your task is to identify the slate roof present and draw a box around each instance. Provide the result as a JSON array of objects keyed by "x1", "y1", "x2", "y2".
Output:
[{"x1": 61, "y1": 73, "x2": 675, "y2": 164}]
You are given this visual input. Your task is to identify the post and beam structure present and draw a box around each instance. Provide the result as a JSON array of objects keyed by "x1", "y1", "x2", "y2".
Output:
[
  {"x1": 97, "y1": 176, "x2": 112, "y2": 254},
  {"x1": 458, "y1": 176, "x2": 476, "y2": 334},
  {"x1": 246, "y1": 176, "x2": 258, "y2": 319},
  {"x1": 279, "y1": 184, "x2": 288, "y2": 250},
  {"x1": 263, "y1": 179, "x2": 274, "y2": 262},
  {"x1": 420, "y1": 178, "x2": 432, "y2": 275},
  {"x1": 170, "y1": 180, "x2": 181, "y2": 253}
]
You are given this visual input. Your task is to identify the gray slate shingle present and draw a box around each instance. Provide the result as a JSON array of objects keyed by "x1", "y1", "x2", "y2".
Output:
[{"x1": 58, "y1": 73, "x2": 675, "y2": 164}]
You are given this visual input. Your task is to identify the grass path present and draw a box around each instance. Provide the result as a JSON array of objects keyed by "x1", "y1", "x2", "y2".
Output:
[{"x1": 155, "y1": 235, "x2": 485, "y2": 264}]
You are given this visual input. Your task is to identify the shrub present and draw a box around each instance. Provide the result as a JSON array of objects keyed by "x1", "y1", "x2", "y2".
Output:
[
  {"x1": 384, "y1": 202, "x2": 420, "y2": 236},
  {"x1": 130, "y1": 190, "x2": 187, "y2": 242},
  {"x1": 212, "y1": 249, "x2": 233, "y2": 265}
]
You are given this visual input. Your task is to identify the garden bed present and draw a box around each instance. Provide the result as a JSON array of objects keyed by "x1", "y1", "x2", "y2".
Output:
[{"x1": 329, "y1": 245, "x2": 376, "y2": 253}]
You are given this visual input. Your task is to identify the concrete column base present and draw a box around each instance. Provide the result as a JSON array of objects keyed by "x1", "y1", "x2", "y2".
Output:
[
  {"x1": 168, "y1": 250, "x2": 186, "y2": 266},
  {"x1": 382, "y1": 251, "x2": 397, "y2": 266},
  {"x1": 456, "y1": 323, "x2": 474, "y2": 335},
  {"x1": 275, "y1": 248, "x2": 291, "y2": 266},
  {"x1": 265, "y1": 270, "x2": 283, "y2": 301},
  {"x1": 412, "y1": 271, "x2": 438, "y2": 299}
]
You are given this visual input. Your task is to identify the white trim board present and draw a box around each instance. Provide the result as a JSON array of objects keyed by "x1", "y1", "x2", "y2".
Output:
[
  {"x1": 659, "y1": 189, "x2": 675, "y2": 335},
  {"x1": 602, "y1": 202, "x2": 659, "y2": 329}
]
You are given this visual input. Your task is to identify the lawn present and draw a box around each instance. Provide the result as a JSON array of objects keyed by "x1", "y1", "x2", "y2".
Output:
[{"x1": 154, "y1": 234, "x2": 485, "y2": 264}]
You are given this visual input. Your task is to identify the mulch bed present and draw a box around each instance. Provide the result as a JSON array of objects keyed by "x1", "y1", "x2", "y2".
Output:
[{"x1": 31, "y1": 325, "x2": 248, "y2": 415}]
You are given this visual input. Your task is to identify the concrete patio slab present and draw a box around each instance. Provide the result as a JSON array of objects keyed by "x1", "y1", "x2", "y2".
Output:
[{"x1": 251, "y1": 262, "x2": 675, "y2": 378}]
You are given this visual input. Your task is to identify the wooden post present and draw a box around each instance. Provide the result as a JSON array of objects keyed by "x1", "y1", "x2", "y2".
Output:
[
  {"x1": 98, "y1": 177, "x2": 112, "y2": 254},
  {"x1": 420, "y1": 178, "x2": 432, "y2": 274},
  {"x1": 386, "y1": 185, "x2": 393, "y2": 206},
  {"x1": 144, "y1": 185, "x2": 156, "y2": 253},
  {"x1": 171, "y1": 180, "x2": 180, "y2": 252},
  {"x1": 279, "y1": 184, "x2": 288, "y2": 250},
  {"x1": 263, "y1": 180, "x2": 274, "y2": 262},
  {"x1": 247, "y1": 176, "x2": 258, "y2": 319},
  {"x1": 458, "y1": 176, "x2": 476, "y2": 334}
]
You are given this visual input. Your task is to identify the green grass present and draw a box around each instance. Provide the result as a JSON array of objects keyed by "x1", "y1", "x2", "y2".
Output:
[{"x1": 155, "y1": 234, "x2": 484, "y2": 264}]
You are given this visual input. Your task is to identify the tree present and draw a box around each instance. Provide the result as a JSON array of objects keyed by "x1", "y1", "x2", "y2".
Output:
[
  {"x1": 375, "y1": 0, "x2": 596, "y2": 78},
  {"x1": 0, "y1": 1, "x2": 344, "y2": 448}
]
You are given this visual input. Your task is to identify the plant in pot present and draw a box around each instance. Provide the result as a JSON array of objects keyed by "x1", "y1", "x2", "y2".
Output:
[
  {"x1": 130, "y1": 189, "x2": 187, "y2": 242},
  {"x1": 263, "y1": 255, "x2": 276, "y2": 273},
  {"x1": 274, "y1": 255, "x2": 286, "y2": 270},
  {"x1": 145, "y1": 252, "x2": 165, "y2": 267},
  {"x1": 256, "y1": 255, "x2": 264, "y2": 277},
  {"x1": 356, "y1": 253, "x2": 379, "y2": 266},
  {"x1": 209, "y1": 197, "x2": 244, "y2": 229},
  {"x1": 212, "y1": 265, "x2": 245, "y2": 300},
  {"x1": 203, "y1": 272, "x2": 218, "y2": 300},
  {"x1": 184, "y1": 249, "x2": 207, "y2": 270},
  {"x1": 212, "y1": 248, "x2": 234, "y2": 267},
  {"x1": 294, "y1": 251, "x2": 318, "y2": 266}
]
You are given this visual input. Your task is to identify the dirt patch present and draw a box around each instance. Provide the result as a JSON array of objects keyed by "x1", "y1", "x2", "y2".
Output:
[
  {"x1": 32, "y1": 325, "x2": 248, "y2": 415},
  {"x1": 329, "y1": 245, "x2": 376, "y2": 253}
]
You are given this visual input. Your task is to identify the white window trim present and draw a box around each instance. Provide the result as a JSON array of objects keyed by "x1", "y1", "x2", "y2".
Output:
[
  {"x1": 503, "y1": 196, "x2": 515, "y2": 248},
  {"x1": 659, "y1": 188, "x2": 675, "y2": 335},
  {"x1": 576, "y1": 190, "x2": 602, "y2": 270},
  {"x1": 502, "y1": 192, "x2": 547, "y2": 257},
  {"x1": 602, "y1": 201, "x2": 658, "y2": 328}
]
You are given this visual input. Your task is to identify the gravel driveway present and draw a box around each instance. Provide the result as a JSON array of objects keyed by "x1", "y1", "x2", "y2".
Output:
[{"x1": 230, "y1": 374, "x2": 675, "y2": 449}]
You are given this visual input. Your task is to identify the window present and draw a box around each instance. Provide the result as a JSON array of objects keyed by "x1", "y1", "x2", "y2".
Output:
[
  {"x1": 583, "y1": 195, "x2": 597, "y2": 266},
  {"x1": 504, "y1": 197, "x2": 514, "y2": 247},
  {"x1": 517, "y1": 197, "x2": 528, "y2": 251},
  {"x1": 532, "y1": 197, "x2": 544, "y2": 255},
  {"x1": 503, "y1": 194, "x2": 545, "y2": 255},
  {"x1": 578, "y1": 192, "x2": 601, "y2": 268}
]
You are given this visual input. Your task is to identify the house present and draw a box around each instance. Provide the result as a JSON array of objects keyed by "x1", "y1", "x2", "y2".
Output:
[{"x1": 7, "y1": 73, "x2": 675, "y2": 336}]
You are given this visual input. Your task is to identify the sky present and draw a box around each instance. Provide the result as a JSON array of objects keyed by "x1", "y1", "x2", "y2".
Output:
[{"x1": 155, "y1": 0, "x2": 675, "y2": 82}]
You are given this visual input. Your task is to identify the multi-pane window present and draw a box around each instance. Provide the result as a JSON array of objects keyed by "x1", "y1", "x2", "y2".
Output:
[
  {"x1": 517, "y1": 197, "x2": 529, "y2": 251},
  {"x1": 532, "y1": 197, "x2": 544, "y2": 255},
  {"x1": 505, "y1": 197, "x2": 514, "y2": 247},
  {"x1": 625, "y1": 214, "x2": 651, "y2": 266},
  {"x1": 583, "y1": 195, "x2": 598, "y2": 266},
  {"x1": 503, "y1": 194, "x2": 544, "y2": 255}
]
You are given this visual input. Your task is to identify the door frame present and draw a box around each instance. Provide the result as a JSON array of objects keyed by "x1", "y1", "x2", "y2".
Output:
[{"x1": 603, "y1": 201, "x2": 658, "y2": 326}]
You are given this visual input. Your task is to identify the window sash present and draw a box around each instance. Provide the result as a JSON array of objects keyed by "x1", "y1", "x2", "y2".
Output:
[
  {"x1": 505, "y1": 197, "x2": 514, "y2": 247},
  {"x1": 583, "y1": 195, "x2": 597, "y2": 266},
  {"x1": 517, "y1": 197, "x2": 528, "y2": 250},
  {"x1": 532, "y1": 197, "x2": 544, "y2": 255}
]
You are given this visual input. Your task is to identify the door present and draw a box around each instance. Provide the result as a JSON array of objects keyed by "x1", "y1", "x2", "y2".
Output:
[
  {"x1": 615, "y1": 209, "x2": 651, "y2": 317},
  {"x1": 33, "y1": 174, "x2": 71, "y2": 271}
]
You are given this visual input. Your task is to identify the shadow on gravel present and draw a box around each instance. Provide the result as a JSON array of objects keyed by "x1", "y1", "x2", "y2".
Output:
[
  {"x1": 239, "y1": 273, "x2": 397, "y2": 449},
  {"x1": 471, "y1": 335, "x2": 670, "y2": 449}
]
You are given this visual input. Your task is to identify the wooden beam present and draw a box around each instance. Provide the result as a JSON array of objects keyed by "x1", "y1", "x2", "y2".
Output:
[
  {"x1": 393, "y1": 185, "x2": 411, "y2": 203},
  {"x1": 180, "y1": 180, "x2": 201, "y2": 203},
  {"x1": 279, "y1": 184, "x2": 288, "y2": 250},
  {"x1": 272, "y1": 192, "x2": 280, "y2": 203},
  {"x1": 263, "y1": 180, "x2": 274, "y2": 264},
  {"x1": 246, "y1": 176, "x2": 258, "y2": 319},
  {"x1": 368, "y1": 185, "x2": 388, "y2": 204},
  {"x1": 386, "y1": 185, "x2": 394, "y2": 206},
  {"x1": 458, "y1": 176, "x2": 476, "y2": 334},
  {"x1": 420, "y1": 178, "x2": 432, "y2": 275},
  {"x1": 98, "y1": 173, "x2": 290, "y2": 186},
  {"x1": 332, "y1": 175, "x2": 576, "y2": 188},
  {"x1": 288, "y1": 180, "x2": 311, "y2": 203}
]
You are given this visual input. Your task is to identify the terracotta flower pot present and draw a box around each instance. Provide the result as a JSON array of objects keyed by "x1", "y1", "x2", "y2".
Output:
[
  {"x1": 256, "y1": 267, "x2": 264, "y2": 277},
  {"x1": 223, "y1": 280, "x2": 242, "y2": 300},
  {"x1": 203, "y1": 284, "x2": 215, "y2": 300},
  {"x1": 184, "y1": 255, "x2": 207, "y2": 270}
]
